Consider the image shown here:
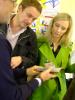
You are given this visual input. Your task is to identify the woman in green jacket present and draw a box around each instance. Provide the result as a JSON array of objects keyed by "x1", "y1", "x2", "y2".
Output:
[{"x1": 29, "y1": 13, "x2": 74, "y2": 100}]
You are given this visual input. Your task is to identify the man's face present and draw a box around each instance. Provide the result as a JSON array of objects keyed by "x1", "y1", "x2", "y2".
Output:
[
  {"x1": 16, "y1": 6, "x2": 40, "y2": 28},
  {"x1": 0, "y1": 0, "x2": 16, "y2": 23},
  {"x1": 52, "y1": 20, "x2": 69, "y2": 39}
]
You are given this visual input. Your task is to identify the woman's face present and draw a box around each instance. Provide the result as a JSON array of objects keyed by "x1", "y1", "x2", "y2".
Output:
[{"x1": 52, "y1": 20, "x2": 69, "y2": 39}]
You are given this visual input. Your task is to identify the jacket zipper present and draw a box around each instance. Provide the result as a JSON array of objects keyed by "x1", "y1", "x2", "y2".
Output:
[{"x1": 17, "y1": 34, "x2": 31, "y2": 43}]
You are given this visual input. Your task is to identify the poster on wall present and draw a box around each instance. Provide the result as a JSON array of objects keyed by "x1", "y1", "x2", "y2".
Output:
[{"x1": 31, "y1": 0, "x2": 60, "y2": 37}]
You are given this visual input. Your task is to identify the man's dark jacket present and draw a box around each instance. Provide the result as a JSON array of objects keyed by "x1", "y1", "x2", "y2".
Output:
[
  {"x1": 0, "y1": 29, "x2": 39, "y2": 100},
  {"x1": 0, "y1": 24, "x2": 38, "y2": 83}
]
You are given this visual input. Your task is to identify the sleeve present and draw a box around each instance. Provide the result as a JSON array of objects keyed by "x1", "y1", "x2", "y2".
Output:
[
  {"x1": 19, "y1": 79, "x2": 39, "y2": 100},
  {"x1": 13, "y1": 29, "x2": 38, "y2": 82},
  {"x1": 22, "y1": 31, "x2": 38, "y2": 67}
]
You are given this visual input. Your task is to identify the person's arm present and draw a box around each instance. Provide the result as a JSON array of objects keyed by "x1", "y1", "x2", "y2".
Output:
[
  {"x1": 17, "y1": 68, "x2": 56, "y2": 100},
  {"x1": 11, "y1": 29, "x2": 38, "y2": 81},
  {"x1": 21, "y1": 28, "x2": 38, "y2": 67},
  {"x1": 0, "y1": 35, "x2": 55, "y2": 100},
  {"x1": 18, "y1": 79, "x2": 39, "y2": 100}
]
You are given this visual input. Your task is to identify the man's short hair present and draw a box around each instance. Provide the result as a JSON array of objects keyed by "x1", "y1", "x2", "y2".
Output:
[{"x1": 20, "y1": 0, "x2": 42, "y2": 13}]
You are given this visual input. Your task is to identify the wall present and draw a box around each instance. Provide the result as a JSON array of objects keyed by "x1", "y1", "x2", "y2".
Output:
[{"x1": 60, "y1": 0, "x2": 75, "y2": 49}]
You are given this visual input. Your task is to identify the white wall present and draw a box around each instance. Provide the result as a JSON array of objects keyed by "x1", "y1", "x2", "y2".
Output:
[{"x1": 60, "y1": 0, "x2": 75, "y2": 49}]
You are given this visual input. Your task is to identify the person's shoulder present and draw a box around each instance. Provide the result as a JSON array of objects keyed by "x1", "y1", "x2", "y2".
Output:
[
  {"x1": 37, "y1": 36, "x2": 49, "y2": 43},
  {"x1": 0, "y1": 24, "x2": 7, "y2": 34},
  {"x1": 37, "y1": 35, "x2": 50, "y2": 48},
  {"x1": 27, "y1": 26, "x2": 35, "y2": 33},
  {"x1": 26, "y1": 27, "x2": 37, "y2": 38}
]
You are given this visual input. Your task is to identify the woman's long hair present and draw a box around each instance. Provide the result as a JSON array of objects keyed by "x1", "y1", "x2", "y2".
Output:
[{"x1": 45, "y1": 13, "x2": 72, "y2": 46}]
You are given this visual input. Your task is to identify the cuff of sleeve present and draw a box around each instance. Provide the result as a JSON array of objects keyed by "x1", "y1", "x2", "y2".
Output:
[{"x1": 35, "y1": 78, "x2": 42, "y2": 86}]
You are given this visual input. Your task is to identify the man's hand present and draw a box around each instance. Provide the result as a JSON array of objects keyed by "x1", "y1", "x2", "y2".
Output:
[
  {"x1": 11, "y1": 56, "x2": 22, "y2": 69},
  {"x1": 26, "y1": 65, "x2": 40, "y2": 76}
]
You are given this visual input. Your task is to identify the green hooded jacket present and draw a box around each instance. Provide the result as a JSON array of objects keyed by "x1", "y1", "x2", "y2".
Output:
[{"x1": 29, "y1": 36, "x2": 73, "y2": 100}]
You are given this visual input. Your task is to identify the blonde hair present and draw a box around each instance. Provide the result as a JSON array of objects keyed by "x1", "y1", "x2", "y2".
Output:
[{"x1": 46, "y1": 13, "x2": 72, "y2": 45}]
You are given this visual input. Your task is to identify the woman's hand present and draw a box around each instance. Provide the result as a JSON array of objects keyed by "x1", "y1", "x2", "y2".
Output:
[
  {"x1": 39, "y1": 68, "x2": 56, "y2": 81},
  {"x1": 11, "y1": 56, "x2": 22, "y2": 69}
]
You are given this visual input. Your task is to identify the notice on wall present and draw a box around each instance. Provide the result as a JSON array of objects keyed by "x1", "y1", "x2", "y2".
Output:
[{"x1": 31, "y1": 0, "x2": 60, "y2": 37}]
